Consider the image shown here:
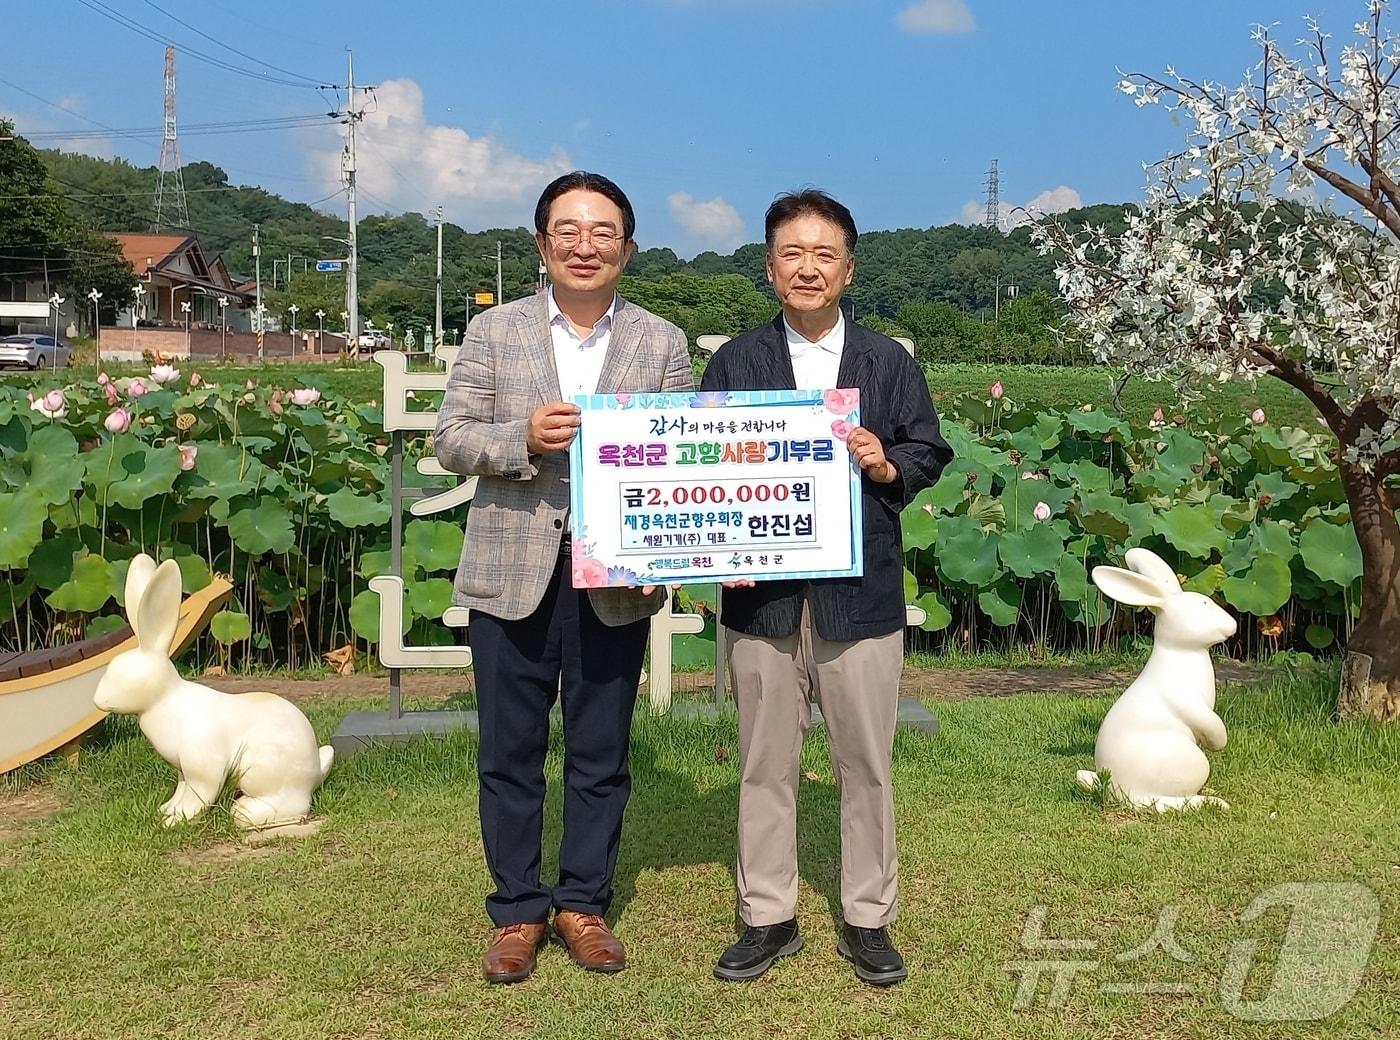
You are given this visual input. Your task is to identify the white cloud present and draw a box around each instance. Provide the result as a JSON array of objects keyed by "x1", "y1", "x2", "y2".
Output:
[
  {"x1": 315, "y1": 78, "x2": 573, "y2": 225},
  {"x1": 959, "y1": 184, "x2": 1083, "y2": 230},
  {"x1": 897, "y1": 0, "x2": 974, "y2": 34},
  {"x1": 667, "y1": 192, "x2": 745, "y2": 250}
]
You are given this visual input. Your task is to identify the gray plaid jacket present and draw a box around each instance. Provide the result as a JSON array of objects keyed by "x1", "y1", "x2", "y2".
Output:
[{"x1": 434, "y1": 291, "x2": 695, "y2": 624}]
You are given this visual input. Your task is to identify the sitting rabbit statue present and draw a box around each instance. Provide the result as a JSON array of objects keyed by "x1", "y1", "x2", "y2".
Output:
[
  {"x1": 1076, "y1": 547, "x2": 1236, "y2": 811},
  {"x1": 94, "y1": 554, "x2": 333, "y2": 830}
]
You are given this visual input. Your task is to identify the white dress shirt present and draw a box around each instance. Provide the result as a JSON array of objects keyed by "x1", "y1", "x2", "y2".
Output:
[
  {"x1": 548, "y1": 288, "x2": 618, "y2": 397},
  {"x1": 784, "y1": 311, "x2": 844, "y2": 390}
]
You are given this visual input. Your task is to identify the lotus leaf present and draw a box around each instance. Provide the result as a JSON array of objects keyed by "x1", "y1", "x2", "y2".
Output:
[{"x1": 1298, "y1": 519, "x2": 1363, "y2": 588}]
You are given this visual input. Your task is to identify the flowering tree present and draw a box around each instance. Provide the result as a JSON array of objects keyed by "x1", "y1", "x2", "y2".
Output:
[{"x1": 1035, "y1": 2, "x2": 1400, "y2": 721}]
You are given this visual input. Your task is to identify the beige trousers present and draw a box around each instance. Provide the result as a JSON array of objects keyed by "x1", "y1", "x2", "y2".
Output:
[{"x1": 728, "y1": 605, "x2": 903, "y2": 929}]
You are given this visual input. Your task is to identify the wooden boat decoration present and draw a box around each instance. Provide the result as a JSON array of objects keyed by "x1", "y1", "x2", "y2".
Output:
[{"x1": 0, "y1": 577, "x2": 232, "y2": 774}]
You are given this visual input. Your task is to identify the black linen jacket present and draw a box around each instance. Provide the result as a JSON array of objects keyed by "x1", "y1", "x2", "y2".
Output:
[{"x1": 700, "y1": 315, "x2": 953, "y2": 641}]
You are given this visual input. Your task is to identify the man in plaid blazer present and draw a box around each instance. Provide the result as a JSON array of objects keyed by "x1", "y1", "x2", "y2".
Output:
[{"x1": 435, "y1": 171, "x2": 694, "y2": 985}]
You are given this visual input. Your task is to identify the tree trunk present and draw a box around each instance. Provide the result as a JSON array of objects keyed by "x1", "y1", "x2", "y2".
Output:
[{"x1": 1336, "y1": 462, "x2": 1400, "y2": 721}]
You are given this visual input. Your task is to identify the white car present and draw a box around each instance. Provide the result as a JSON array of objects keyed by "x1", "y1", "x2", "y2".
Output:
[
  {"x1": 0, "y1": 334, "x2": 72, "y2": 369},
  {"x1": 356, "y1": 330, "x2": 391, "y2": 355}
]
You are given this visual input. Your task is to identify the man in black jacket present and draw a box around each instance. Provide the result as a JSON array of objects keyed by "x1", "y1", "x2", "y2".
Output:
[{"x1": 703, "y1": 190, "x2": 951, "y2": 987}]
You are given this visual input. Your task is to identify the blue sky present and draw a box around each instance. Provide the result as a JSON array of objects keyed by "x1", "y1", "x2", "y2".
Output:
[{"x1": 1, "y1": 0, "x2": 1358, "y2": 255}]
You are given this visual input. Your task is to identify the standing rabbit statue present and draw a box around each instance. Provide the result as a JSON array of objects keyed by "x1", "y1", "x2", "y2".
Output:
[
  {"x1": 1077, "y1": 548, "x2": 1236, "y2": 811},
  {"x1": 94, "y1": 554, "x2": 333, "y2": 829}
]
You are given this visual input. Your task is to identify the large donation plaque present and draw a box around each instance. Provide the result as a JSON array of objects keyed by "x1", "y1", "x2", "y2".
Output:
[{"x1": 567, "y1": 389, "x2": 865, "y2": 588}]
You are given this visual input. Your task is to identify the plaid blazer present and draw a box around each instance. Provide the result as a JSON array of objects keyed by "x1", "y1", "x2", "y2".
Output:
[{"x1": 434, "y1": 291, "x2": 695, "y2": 624}]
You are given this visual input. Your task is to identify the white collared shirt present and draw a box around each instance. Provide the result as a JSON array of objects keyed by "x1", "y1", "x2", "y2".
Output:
[
  {"x1": 548, "y1": 288, "x2": 618, "y2": 397},
  {"x1": 784, "y1": 311, "x2": 844, "y2": 390}
]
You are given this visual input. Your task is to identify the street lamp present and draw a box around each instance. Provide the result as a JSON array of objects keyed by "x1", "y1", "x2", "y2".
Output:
[
  {"x1": 315, "y1": 308, "x2": 325, "y2": 357},
  {"x1": 48, "y1": 293, "x2": 64, "y2": 373},
  {"x1": 131, "y1": 282, "x2": 147, "y2": 356},
  {"x1": 180, "y1": 299, "x2": 192, "y2": 356},
  {"x1": 217, "y1": 296, "x2": 229, "y2": 361},
  {"x1": 288, "y1": 303, "x2": 299, "y2": 359},
  {"x1": 87, "y1": 288, "x2": 103, "y2": 367}
]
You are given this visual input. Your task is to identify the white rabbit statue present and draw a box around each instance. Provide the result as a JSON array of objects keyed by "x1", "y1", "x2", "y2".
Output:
[
  {"x1": 1076, "y1": 547, "x2": 1236, "y2": 812},
  {"x1": 94, "y1": 554, "x2": 333, "y2": 830}
]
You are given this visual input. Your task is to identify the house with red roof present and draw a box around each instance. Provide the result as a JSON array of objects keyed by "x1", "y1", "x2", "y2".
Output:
[{"x1": 111, "y1": 233, "x2": 253, "y2": 330}]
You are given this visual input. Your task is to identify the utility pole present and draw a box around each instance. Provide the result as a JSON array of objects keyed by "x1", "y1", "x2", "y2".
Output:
[
  {"x1": 494, "y1": 239, "x2": 503, "y2": 308},
  {"x1": 331, "y1": 51, "x2": 369, "y2": 353},
  {"x1": 253, "y1": 223, "x2": 263, "y2": 361},
  {"x1": 434, "y1": 206, "x2": 444, "y2": 352}
]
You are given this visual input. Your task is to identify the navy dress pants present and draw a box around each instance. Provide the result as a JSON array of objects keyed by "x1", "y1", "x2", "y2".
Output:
[{"x1": 468, "y1": 555, "x2": 649, "y2": 926}]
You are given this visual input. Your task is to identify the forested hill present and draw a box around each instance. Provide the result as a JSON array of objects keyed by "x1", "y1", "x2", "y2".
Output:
[{"x1": 40, "y1": 149, "x2": 1133, "y2": 315}]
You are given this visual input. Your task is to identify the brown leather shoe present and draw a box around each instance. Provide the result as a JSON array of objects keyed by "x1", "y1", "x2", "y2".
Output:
[
  {"x1": 553, "y1": 911, "x2": 626, "y2": 973},
  {"x1": 482, "y1": 922, "x2": 549, "y2": 984}
]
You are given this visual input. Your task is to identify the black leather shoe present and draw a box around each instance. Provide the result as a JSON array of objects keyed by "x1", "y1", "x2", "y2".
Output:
[
  {"x1": 837, "y1": 923, "x2": 907, "y2": 986},
  {"x1": 714, "y1": 919, "x2": 803, "y2": 981}
]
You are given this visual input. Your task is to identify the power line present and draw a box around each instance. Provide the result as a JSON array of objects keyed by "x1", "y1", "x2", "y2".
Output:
[
  {"x1": 21, "y1": 116, "x2": 330, "y2": 142},
  {"x1": 73, "y1": 0, "x2": 325, "y2": 90},
  {"x1": 0, "y1": 74, "x2": 160, "y2": 153},
  {"x1": 135, "y1": 0, "x2": 325, "y2": 87},
  {"x1": 0, "y1": 185, "x2": 272, "y2": 200},
  {"x1": 359, "y1": 138, "x2": 434, "y2": 202}
]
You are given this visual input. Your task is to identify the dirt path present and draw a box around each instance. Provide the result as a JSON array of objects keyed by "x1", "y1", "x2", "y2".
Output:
[{"x1": 210, "y1": 662, "x2": 1266, "y2": 704}]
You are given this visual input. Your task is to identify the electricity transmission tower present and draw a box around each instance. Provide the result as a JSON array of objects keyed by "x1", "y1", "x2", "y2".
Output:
[
  {"x1": 154, "y1": 45, "x2": 190, "y2": 233},
  {"x1": 984, "y1": 159, "x2": 1001, "y2": 231}
]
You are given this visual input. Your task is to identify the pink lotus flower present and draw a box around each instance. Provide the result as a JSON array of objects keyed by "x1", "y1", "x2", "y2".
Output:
[
  {"x1": 104, "y1": 408, "x2": 131, "y2": 434},
  {"x1": 30, "y1": 388, "x2": 67, "y2": 420},
  {"x1": 990, "y1": 380, "x2": 1004, "y2": 400},
  {"x1": 127, "y1": 378, "x2": 148, "y2": 398},
  {"x1": 290, "y1": 387, "x2": 322, "y2": 407},
  {"x1": 1250, "y1": 408, "x2": 1267, "y2": 425},
  {"x1": 823, "y1": 388, "x2": 860, "y2": 415},
  {"x1": 188, "y1": 372, "x2": 203, "y2": 388},
  {"x1": 149, "y1": 364, "x2": 180, "y2": 385},
  {"x1": 571, "y1": 554, "x2": 608, "y2": 588},
  {"x1": 178, "y1": 444, "x2": 198, "y2": 471},
  {"x1": 831, "y1": 419, "x2": 853, "y2": 441},
  {"x1": 1032, "y1": 501, "x2": 1052, "y2": 522},
  {"x1": 103, "y1": 381, "x2": 120, "y2": 406},
  {"x1": 96, "y1": 372, "x2": 110, "y2": 386},
  {"x1": 1152, "y1": 407, "x2": 1164, "y2": 422}
]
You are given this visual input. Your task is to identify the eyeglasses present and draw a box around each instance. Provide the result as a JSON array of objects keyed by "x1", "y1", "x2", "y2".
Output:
[
  {"x1": 771, "y1": 247, "x2": 850, "y2": 268},
  {"x1": 546, "y1": 225, "x2": 627, "y2": 255}
]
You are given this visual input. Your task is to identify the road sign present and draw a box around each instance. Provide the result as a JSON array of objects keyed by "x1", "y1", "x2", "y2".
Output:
[
  {"x1": 316, "y1": 260, "x2": 345, "y2": 273},
  {"x1": 474, "y1": 292, "x2": 495, "y2": 305}
]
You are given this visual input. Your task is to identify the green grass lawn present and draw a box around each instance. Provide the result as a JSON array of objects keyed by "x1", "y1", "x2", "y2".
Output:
[
  {"x1": 923, "y1": 363, "x2": 1316, "y2": 427},
  {"x1": 1, "y1": 674, "x2": 1393, "y2": 1039},
  {"x1": 5, "y1": 358, "x2": 1318, "y2": 427}
]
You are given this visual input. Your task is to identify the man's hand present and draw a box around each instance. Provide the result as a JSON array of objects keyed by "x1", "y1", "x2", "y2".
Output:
[
  {"x1": 526, "y1": 402, "x2": 581, "y2": 454},
  {"x1": 846, "y1": 426, "x2": 897, "y2": 484}
]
